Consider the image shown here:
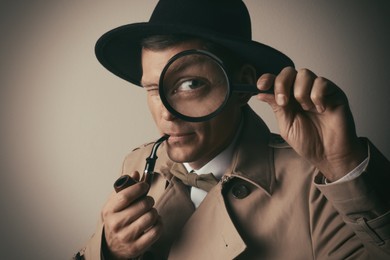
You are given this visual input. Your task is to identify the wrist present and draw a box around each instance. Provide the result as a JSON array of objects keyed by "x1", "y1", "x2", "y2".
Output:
[{"x1": 319, "y1": 139, "x2": 368, "y2": 182}]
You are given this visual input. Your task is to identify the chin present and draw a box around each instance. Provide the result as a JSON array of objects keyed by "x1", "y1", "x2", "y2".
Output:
[{"x1": 166, "y1": 145, "x2": 199, "y2": 164}]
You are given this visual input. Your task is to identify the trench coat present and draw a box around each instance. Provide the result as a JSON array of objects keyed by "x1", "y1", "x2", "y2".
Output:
[{"x1": 77, "y1": 106, "x2": 390, "y2": 259}]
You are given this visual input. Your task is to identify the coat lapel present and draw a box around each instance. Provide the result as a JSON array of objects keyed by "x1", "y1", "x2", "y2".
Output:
[
  {"x1": 228, "y1": 106, "x2": 275, "y2": 195},
  {"x1": 169, "y1": 182, "x2": 246, "y2": 260},
  {"x1": 148, "y1": 163, "x2": 195, "y2": 258}
]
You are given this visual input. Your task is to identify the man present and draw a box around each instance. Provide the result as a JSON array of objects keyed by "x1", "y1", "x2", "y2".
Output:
[{"x1": 76, "y1": 0, "x2": 390, "y2": 259}]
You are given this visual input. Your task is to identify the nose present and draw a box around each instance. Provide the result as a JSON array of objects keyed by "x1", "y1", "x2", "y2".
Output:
[{"x1": 161, "y1": 102, "x2": 176, "y2": 121}]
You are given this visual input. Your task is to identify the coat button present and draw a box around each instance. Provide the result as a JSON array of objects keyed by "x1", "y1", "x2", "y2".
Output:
[{"x1": 231, "y1": 184, "x2": 250, "y2": 199}]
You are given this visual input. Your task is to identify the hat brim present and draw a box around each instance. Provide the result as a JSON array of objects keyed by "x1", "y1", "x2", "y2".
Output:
[{"x1": 95, "y1": 22, "x2": 294, "y2": 86}]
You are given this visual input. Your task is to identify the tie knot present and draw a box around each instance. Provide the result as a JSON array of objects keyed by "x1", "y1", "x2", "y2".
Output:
[
  {"x1": 188, "y1": 171, "x2": 218, "y2": 191},
  {"x1": 186, "y1": 170, "x2": 199, "y2": 187},
  {"x1": 171, "y1": 167, "x2": 219, "y2": 192}
]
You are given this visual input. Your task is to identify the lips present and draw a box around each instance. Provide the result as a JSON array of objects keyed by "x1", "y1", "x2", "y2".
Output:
[
  {"x1": 168, "y1": 132, "x2": 193, "y2": 137},
  {"x1": 166, "y1": 132, "x2": 195, "y2": 142}
]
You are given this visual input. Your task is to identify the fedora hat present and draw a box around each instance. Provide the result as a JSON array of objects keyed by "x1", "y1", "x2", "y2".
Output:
[{"x1": 95, "y1": 0, "x2": 294, "y2": 86}]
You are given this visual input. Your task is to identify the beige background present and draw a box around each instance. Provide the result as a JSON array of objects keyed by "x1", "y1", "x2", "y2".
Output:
[{"x1": 1, "y1": 1, "x2": 389, "y2": 259}]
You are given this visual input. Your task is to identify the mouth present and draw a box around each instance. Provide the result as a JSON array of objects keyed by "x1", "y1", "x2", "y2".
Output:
[{"x1": 165, "y1": 132, "x2": 195, "y2": 143}]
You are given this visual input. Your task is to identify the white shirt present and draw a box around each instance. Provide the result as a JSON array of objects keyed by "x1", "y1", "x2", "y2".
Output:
[{"x1": 183, "y1": 136, "x2": 237, "y2": 207}]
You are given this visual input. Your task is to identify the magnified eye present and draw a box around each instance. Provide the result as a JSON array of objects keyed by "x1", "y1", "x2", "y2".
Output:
[{"x1": 173, "y1": 78, "x2": 208, "y2": 94}]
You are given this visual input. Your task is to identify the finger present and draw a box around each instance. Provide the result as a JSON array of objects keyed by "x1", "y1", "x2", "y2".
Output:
[
  {"x1": 125, "y1": 208, "x2": 160, "y2": 240},
  {"x1": 256, "y1": 73, "x2": 275, "y2": 92},
  {"x1": 103, "y1": 198, "x2": 156, "y2": 256},
  {"x1": 104, "y1": 215, "x2": 162, "y2": 259},
  {"x1": 111, "y1": 196, "x2": 155, "y2": 230},
  {"x1": 274, "y1": 67, "x2": 296, "y2": 106},
  {"x1": 106, "y1": 182, "x2": 150, "y2": 213},
  {"x1": 293, "y1": 68, "x2": 316, "y2": 111},
  {"x1": 256, "y1": 73, "x2": 277, "y2": 107},
  {"x1": 130, "y1": 216, "x2": 163, "y2": 255},
  {"x1": 130, "y1": 171, "x2": 141, "y2": 181},
  {"x1": 310, "y1": 77, "x2": 346, "y2": 113}
]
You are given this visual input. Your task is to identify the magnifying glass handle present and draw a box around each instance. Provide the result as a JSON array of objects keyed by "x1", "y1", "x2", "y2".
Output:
[{"x1": 233, "y1": 84, "x2": 274, "y2": 95}]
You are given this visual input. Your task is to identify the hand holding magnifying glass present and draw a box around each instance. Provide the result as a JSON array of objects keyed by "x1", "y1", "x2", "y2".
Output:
[{"x1": 159, "y1": 49, "x2": 272, "y2": 122}]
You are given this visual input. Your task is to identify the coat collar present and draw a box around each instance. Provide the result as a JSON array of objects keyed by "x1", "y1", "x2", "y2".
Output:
[{"x1": 227, "y1": 105, "x2": 276, "y2": 195}]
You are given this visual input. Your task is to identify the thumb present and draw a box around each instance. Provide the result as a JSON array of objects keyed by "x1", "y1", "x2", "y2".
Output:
[
  {"x1": 130, "y1": 171, "x2": 141, "y2": 182},
  {"x1": 256, "y1": 73, "x2": 283, "y2": 112},
  {"x1": 256, "y1": 92, "x2": 280, "y2": 112}
]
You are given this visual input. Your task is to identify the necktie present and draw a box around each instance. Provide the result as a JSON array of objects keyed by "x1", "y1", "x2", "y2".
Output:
[{"x1": 170, "y1": 163, "x2": 219, "y2": 192}]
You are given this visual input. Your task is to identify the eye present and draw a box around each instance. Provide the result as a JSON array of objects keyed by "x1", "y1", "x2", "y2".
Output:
[{"x1": 174, "y1": 78, "x2": 207, "y2": 93}]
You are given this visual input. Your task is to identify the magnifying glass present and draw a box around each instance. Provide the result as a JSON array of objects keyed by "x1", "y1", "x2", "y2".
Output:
[{"x1": 159, "y1": 49, "x2": 273, "y2": 122}]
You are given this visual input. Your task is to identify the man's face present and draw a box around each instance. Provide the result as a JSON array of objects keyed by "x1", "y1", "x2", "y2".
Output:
[{"x1": 141, "y1": 41, "x2": 244, "y2": 169}]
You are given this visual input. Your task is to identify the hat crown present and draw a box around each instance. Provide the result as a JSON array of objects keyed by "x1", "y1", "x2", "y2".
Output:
[
  {"x1": 95, "y1": 0, "x2": 293, "y2": 86},
  {"x1": 149, "y1": 0, "x2": 251, "y2": 40}
]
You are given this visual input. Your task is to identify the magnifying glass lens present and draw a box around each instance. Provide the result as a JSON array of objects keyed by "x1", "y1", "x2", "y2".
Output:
[{"x1": 161, "y1": 51, "x2": 229, "y2": 120}]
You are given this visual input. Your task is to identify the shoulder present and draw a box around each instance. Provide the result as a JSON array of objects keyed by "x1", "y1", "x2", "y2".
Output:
[
  {"x1": 121, "y1": 141, "x2": 156, "y2": 174},
  {"x1": 130, "y1": 141, "x2": 155, "y2": 153},
  {"x1": 268, "y1": 133, "x2": 316, "y2": 174},
  {"x1": 127, "y1": 141, "x2": 156, "y2": 160},
  {"x1": 121, "y1": 141, "x2": 171, "y2": 176}
]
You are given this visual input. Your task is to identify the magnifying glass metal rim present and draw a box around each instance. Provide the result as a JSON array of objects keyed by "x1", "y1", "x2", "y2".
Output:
[
  {"x1": 159, "y1": 49, "x2": 231, "y2": 122},
  {"x1": 159, "y1": 49, "x2": 273, "y2": 122}
]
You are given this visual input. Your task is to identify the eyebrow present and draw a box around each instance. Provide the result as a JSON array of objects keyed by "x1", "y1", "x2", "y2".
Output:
[
  {"x1": 140, "y1": 81, "x2": 158, "y2": 89},
  {"x1": 141, "y1": 55, "x2": 212, "y2": 88},
  {"x1": 167, "y1": 55, "x2": 208, "y2": 75}
]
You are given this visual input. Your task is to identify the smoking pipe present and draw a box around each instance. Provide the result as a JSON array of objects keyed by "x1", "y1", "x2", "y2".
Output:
[{"x1": 114, "y1": 134, "x2": 169, "y2": 192}]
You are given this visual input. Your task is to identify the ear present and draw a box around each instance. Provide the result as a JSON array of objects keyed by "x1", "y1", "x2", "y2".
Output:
[
  {"x1": 239, "y1": 64, "x2": 257, "y2": 84},
  {"x1": 236, "y1": 64, "x2": 257, "y2": 105}
]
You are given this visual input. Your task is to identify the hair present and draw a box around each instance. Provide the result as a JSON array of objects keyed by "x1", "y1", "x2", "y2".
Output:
[{"x1": 141, "y1": 34, "x2": 245, "y2": 75}]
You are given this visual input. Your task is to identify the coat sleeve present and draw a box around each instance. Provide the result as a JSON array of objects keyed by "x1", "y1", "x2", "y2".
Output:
[
  {"x1": 73, "y1": 145, "x2": 153, "y2": 259},
  {"x1": 315, "y1": 139, "x2": 390, "y2": 259},
  {"x1": 73, "y1": 219, "x2": 105, "y2": 259}
]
